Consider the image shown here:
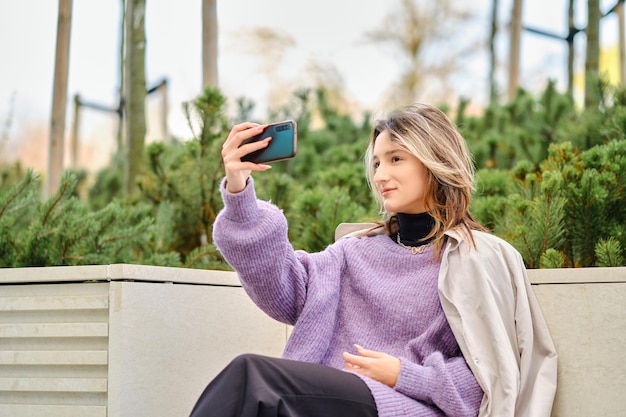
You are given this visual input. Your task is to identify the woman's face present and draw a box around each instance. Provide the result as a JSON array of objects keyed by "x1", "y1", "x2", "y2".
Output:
[{"x1": 372, "y1": 130, "x2": 429, "y2": 214}]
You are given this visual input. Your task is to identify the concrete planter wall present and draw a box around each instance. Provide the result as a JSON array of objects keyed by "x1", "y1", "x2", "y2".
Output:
[
  {"x1": 529, "y1": 267, "x2": 626, "y2": 417},
  {"x1": 0, "y1": 265, "x2": 288, "y2": 417},
  {"x1": 0, "y1": 264, "x2": 624, "y2": 416}
]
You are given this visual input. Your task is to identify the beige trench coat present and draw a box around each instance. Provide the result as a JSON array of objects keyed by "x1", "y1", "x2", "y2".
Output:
[
  {"x1": 336, "y1": 224, "x2": 558, "y2": 417},
  {"x1": 440, "y1": 229, "x2": 557, "y2": 417}
]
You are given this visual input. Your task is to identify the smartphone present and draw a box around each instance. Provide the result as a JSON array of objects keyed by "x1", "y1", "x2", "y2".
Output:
[{"x1": 240, "y1": 120, "x2": 297, "y2": 163}]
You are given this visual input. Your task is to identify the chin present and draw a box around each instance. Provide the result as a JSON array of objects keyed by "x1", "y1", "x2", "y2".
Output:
[{"x1": 384, "y1": 205, "x2": 402, "y2": 214}]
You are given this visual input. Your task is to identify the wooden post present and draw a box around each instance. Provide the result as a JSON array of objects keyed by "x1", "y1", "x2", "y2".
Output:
[
  {"x1": 618, "y1": 1, "x2": 626, "y2": 84},
  {"x1": 159, "y1": 79, "x2": 169, "y2": 141},
  {"x1": 117, "y1": 0, "x2": 126, "y2": 155},
  {"x1": 585, "y1": 0, "x2": 601, "y2": 109},
  {"x1": 567, "y1": 0, "x2": 576, "y2": 96},
  {"x1": 488, "y1": 0, "x2": 499, "y2": 104},
  {"x1": 70, "y1": 94, "x2": 80, "y2": 169},
  {"x1": 46, "y1": 0, "x2": 73, "y2": 198},
  {"x1": 202, "y1": 0, "x2": 218, "y2": 88},
  {"x1": 123, "y1": 0, "x2": 147, "y2": 196},
  {"x1": 508, "y1": 0, "x2": 523, "y2": 101}
]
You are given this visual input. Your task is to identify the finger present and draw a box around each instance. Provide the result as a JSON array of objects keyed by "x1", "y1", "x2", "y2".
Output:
[
  {"x1": 232, "y1": 136, "x2": 272, "y2": 160},
  {"x1": 223, "y1": 123, "x2": 265, "y2": 149},
  {"x1": 222, "y1": 132, "x2": 270, "y2": 157},
  {"x1": 240, "y1": 161, "x2": 272, "y2": 171},
  {"x1": 229, "y1": 122, "x2": 262, "y2": 136},
  {"x1": 224, "y1": 122, "x2": 261, "y2": 145},
  {"x1": 354, "y1": 344, "x2": 383, "y2": 358},
  {"x1": 342, "y1": 351, "x2": 369, "y2": 368},
  {"x1": 223, "y1": 159, "x2": 272, "y2": 176}
]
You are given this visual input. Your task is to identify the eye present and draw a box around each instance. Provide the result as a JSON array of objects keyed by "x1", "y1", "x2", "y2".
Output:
[
  {"x1": 372, "y1": 161, "x2": 380, "y2": 170},
  {"x1": 391, "y1": 156, "x2": 402, "y2": 163}
]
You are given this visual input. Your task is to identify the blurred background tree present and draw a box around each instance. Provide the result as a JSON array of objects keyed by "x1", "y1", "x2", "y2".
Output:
[
  {"x1": 123, "y1": 0, "x2": 148, "y2": 196},
  {"x1": 4, "y1": 78, "x2": 626, "y2": 269},
  {"x1": 365, "y1": 0, "x2": 476, "y2": 107},
  {"x1": 3, "y1": 0, "x2": 626, "y2": 269}
]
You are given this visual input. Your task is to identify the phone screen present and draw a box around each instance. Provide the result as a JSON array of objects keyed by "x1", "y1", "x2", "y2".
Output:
[{"x1": 241, "y1": 120, "x2": 297, "y2": 163}]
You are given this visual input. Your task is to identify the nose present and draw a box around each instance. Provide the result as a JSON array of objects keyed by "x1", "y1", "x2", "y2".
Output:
[{"x1": 373, "y1": 162, "x2": 388, "y2": 185}]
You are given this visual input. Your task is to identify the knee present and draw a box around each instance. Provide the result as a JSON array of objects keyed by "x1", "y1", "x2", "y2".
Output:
[
  {"x1": 229, "y1": 353, "x2": 263, "y2": 365},
  {"x1": 227, "y1": 353, "x2": 267, "y2": 373}
]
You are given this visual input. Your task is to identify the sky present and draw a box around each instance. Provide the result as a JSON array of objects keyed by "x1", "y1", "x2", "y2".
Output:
[{"x1": 0, "y1": 0, "x2": 622, "y2": 172}]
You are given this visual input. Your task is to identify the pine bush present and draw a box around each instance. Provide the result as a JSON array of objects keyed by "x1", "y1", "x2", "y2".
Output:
[
  {"x1": 595, "y1": 238, "x2": 624, "y2": 267},
  {"x1": 0, "y1": 170, "x2": 180, "y2": 267},
  {"x1": 474, "y1": 140, "x2": 626, "y2": 267},
  {"x1": 5, "y1": 81, "x2": 626, "y2": 270}
]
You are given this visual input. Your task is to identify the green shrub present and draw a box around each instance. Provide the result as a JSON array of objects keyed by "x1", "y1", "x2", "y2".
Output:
[
  {"x1": 4, "y1": 81, "x2": 626, "y2": 270},
  {"x1": 0, "y1": 170, "x2": 173, "y2": 267}
]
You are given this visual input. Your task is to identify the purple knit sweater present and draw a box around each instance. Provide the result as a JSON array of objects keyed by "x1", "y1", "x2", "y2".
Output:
[{"x1": 213, "y1": 179, "x2": 483, "y2": 417}]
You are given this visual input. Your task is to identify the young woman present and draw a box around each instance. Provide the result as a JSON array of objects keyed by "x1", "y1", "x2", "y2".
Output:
[{"x1": 189, "y1": 104, "x2": 557, "y2": 417}]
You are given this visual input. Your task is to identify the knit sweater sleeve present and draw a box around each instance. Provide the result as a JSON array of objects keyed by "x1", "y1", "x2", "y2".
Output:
[
  {"x1": 212, "y1": 178, "x2": 311, "y2": 325},
  {"x1": 393, "y1": 352, "x2": 483, "y2": 417}
]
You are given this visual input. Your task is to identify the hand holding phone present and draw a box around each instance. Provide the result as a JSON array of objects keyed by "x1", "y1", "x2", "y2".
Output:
[{"x1": 239, "y1": 120, "x2": 297, "y2": 164}]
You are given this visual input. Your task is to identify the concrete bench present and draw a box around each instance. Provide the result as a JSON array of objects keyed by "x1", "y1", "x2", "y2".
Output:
[{"x1": 0, "y1": 262, "x2": 624, "y2": 416}]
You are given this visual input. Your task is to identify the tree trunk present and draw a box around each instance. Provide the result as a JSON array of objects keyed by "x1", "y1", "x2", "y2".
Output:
[
  {"x1": 567, "y1": 0, "x2": 576, "y2": 96},
  {"x1": 46, "y1": 0, "x2": 73, "y2": 199},
  {"x1": 159, "y1": 80, "x2": 169, "y2": 140},
  {"x1": 117, "y1": 0, "x2": 126, "y2": 154},
  {"x1": 123, "y1": 0, "x2": 147, "y2": 196},
  {"x1": 202, "y1": 0, "x2": 218, "y2": 88},
  {"x1": 70, "y1": 94, "x2": 80, "y2": 169},
  {"x1": 507, "y1": 0, "x2": 523, "y2": 101},
  {"x1": 618, "y1": 1, "x2": 626, "y2": 84},
  {"x1": 489, "y1": 0, "x2": 499, "y2": 104},
  {"x1": 585, "y1": 0, "x2": 601, "y2": 108}
]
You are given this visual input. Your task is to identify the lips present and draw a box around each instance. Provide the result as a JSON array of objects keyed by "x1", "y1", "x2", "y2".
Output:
[{"x1": 381, "y1": 188, "x2": 395, "y2": 197}]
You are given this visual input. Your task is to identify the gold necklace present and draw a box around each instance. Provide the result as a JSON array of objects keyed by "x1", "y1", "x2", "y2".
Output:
[{"x1": 396, "y1": 232, "x2": 431, "y2": 254}]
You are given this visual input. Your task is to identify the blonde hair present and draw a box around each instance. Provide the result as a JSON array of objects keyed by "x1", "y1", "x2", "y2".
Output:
[{"x1": 364, "y1": 104, "x2": 486, "y2": 254}]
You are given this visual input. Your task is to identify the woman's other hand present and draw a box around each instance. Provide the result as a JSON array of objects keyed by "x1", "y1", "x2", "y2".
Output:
[
  {"x1": 221, "y1": 122, "x2": 272, "y2": 193},
  {"x1": 342, "y1": 344, "x2": 401, "y2": 388}
]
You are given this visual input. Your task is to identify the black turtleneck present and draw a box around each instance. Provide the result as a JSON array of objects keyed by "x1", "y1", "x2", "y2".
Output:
[{"x1": 394, "y1": 212, "x2": 436, "y2": 247}]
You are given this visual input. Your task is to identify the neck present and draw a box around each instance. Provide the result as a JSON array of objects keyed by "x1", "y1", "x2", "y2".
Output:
[{"x1": 396, "y1": 212, "x2": 435, "y2": 246}]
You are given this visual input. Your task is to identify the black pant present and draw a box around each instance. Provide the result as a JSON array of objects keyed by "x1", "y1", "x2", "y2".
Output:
[{"x1": 189, "y1": 354, "x2": 378, "y2": 417}]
